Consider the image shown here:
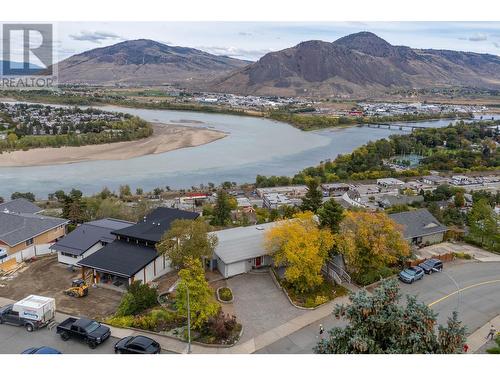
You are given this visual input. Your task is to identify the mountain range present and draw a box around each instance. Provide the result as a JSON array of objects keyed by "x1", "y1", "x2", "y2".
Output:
[
  {"x1": 56, "y1": 32, "x2": 500, "y2": 97},
  {"x1": 56, "y1": 39, "x2": 249, "y2": 86},
  {"x1": 210, "y1": 32, "x2": 500, "y2": 97}
]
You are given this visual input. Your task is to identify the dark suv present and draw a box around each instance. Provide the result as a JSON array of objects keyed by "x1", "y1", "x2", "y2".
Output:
[{"x1": 418, "y1": 259, "x2": 443, "y2": 274}]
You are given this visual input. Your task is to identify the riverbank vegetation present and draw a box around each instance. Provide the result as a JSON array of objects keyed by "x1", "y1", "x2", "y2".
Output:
[
  {"x1": 256, "y1": 119, "x2": 500, "y2": 187},
  {"x1": 0, "y1": 115, "x2": 152, "y2": 152},
  {"x1": 266, "y1": 109, "x2": 473, "y2": 131}
]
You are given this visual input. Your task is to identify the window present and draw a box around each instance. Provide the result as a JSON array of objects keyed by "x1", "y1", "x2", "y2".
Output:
[{"x1": 25, "y1": 238, "x2": 34, "y2": 246}]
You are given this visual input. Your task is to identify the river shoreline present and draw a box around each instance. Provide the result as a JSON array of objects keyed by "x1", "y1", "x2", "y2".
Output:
[{"x1": 0, "y1": 122, "x2": 227, "y2": 167}]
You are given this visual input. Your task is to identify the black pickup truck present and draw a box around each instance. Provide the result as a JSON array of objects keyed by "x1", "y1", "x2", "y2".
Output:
[
  {"x1": 56, "y1": 317, "x2": 111, "y2": 349},
  {"x1": 0, "y1": 304, "x2": 47, "y2": 332}
]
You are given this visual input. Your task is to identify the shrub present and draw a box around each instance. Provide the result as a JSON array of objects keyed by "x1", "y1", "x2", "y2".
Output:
[
  {"x1": 218, "y1": 287, "x2": 233, "y2": 302},
  {"x1": 202, "y1": 311, "x2": 239, "y2": 342},
  {"x1": 355, "y1": 266, "x2": 395, "y2": 286},
  {"x1": 105, "y1": 315, "x2": 135, "y2": 328},
  {"x1": 116, "y1": 281, "x2": 158, "y2": 316},
  {"x1": 454, "y1": 252, "x2": 472, "y2": 260}
]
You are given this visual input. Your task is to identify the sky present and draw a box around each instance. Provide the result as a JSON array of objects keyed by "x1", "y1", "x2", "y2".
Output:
[{"x1": 4, "y1": 22, "x2": 500, "y2": 64}]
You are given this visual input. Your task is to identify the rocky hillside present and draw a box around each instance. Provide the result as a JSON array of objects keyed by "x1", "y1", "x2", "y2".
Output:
[
  {"x1": 56, "y1": 39, "x2": 249, "y2": 86},
  {"x1": 209, "y1": 32, "x2": 500, "y2": 97}
]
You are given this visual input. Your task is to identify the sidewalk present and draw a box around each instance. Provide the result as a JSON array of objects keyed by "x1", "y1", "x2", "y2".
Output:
[{"x1": 466, "y1": 314, "x2": 500, "y2": 353}]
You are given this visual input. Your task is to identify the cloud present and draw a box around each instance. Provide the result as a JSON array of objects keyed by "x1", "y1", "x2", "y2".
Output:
[
  {"x1": 238, "y1": 32, "x2": 253, "y2": 37},
  {"x1": 69, "y1": 30, "x2": 122, "y2": 44},
  {"x1": 468, "y1": 33, "x2": 487, "y2": 42},
  {"x1": 494, "y1": 42, "x2": 500, "y2": 48},
  {"x1": 197, "y1": 45, "x2": 274, "y2": 60}
]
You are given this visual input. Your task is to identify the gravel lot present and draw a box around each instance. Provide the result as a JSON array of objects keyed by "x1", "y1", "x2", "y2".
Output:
[{"x1": 0, "y1": 255, "x2": 122, "y2": 319}]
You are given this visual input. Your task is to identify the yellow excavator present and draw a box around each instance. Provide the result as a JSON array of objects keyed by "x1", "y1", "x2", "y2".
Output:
[{"x1": 63, "y1": 279, "x2": 89, "y2": 298}]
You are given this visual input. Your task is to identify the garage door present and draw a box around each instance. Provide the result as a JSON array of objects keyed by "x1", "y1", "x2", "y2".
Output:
[{"x1": 226, "y1": 261, "x2": 247, "y2": 278}]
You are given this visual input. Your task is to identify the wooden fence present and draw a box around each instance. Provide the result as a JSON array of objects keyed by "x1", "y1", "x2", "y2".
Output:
[{"x1": 407, "y1": 252, "x2": 455, "y2": 267}]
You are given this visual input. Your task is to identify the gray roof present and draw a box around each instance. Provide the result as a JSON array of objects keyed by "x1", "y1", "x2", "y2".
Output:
[
  {"x1": 389, "y1": 209, "x2": 447, "y2": 240},
  {"x1": 0, "y1": 198, "x2": 41, "y2": 214},
  {"x1": 77, "y1": 240, "x2": 158, "y2": 277},
  {"x1": 212, "y1": 222, "x2": 278, "y2": 264},
  {"x1": 380, "y1": 194, "x2": 424, "y2": 208},
  {"x1": 0, "y1": 212, "x2": 68, "y2": 247},
  {"x1": 51, "y1": 218, "x2": 134, "y2": 256}
]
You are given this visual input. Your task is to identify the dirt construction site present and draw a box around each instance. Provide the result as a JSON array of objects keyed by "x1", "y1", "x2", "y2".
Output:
[{"x1": 0, "y1": 255, "x2": 122, "y2": 319}]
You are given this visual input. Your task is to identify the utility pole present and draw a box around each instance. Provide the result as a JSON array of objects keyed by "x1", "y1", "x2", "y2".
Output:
[{"x1": 186, "y1": 286, "x2": 192, "y2": 354}]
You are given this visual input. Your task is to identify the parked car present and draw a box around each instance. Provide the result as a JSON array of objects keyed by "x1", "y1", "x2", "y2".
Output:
[
  {"x1": 56, "y1": 317, "x2": 111, "y2": 349},
  {"x1": 399, "y1": 266, "x2": 425, "y2": 284},
  {"x1": 0, "y1": 295, "x2": 56, "y2": 332},
  {"x1": 21, "y1": 346, "x2": 62, "y2": 354},
  {"x1": 418, "y1": 259, "x2": 443, "y2": 274},
  {"x1": 114, "y1": 335, "x2": 161, "y2": 354}
]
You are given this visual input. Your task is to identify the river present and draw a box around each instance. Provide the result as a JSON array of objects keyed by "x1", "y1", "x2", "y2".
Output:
[{"x1": 0, "y1": 105, "x2": 496, "y2": 198}]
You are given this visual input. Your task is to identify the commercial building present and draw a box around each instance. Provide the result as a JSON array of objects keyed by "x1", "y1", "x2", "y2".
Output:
[{"x1": 376, "y1": 178, "x2": 405, "y2": 189}]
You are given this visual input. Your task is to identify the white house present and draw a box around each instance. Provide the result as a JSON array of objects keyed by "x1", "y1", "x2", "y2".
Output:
[
  {"x1": 212, "y1": 222, "x2": 278, "y2": 278},
  {"x1": 51, "y1": 218, "x2": 134, "y2": 266}
]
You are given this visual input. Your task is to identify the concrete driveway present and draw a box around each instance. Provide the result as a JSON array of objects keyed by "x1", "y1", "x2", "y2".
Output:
[
  {"x1": 416, "y1": 242, "x2": 500, "y2": 262},
  {"x1": 227, "y1": 272, "x2": 306, "y2": 341}
]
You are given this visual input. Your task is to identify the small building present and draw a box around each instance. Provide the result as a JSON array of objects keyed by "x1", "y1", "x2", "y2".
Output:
[
  {"x1": 77, "y1": 208, "x2": 199, "y2": 287},
  {"x1": 321, "y1": 183, "x2": 350, "y2": 197},
  {"x1": 262, "y1": 193, "x2": 295, "y2": 209},
  {"x1": 51, "y1": 218, "x2": 134, "y2": 266},
  {"x1": 212, "y1": 222, "x2": 276, "y2": 278},
  {"x1": 422, "y1": 175, "x2": 449, "y2": 186},
  {"x1": 0, "y1": 211, "x2": 68, "y2": 262},
  {"x1": 389, "y1": 209, "x2": 448, "y2": 246},
  {"x1": 378, "y1": 194, "x2": 424, "y2": 209},
  {"x1": 376, "y1": 178, "x2": 405, "y2": 189},
  {"x1": 341, "y1": 190, "x2": 365, "y2": 208},
  {"x1": 256, "y1": 185, "x2": 308, "y2": 198}
]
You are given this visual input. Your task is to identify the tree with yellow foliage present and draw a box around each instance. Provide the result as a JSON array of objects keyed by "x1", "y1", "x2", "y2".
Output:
[
  {"x1": 265, "y1": 212, "x2": 334, "y2": 293},
  {"x1": 335, "y1": 211, "x2": 410, "y2": 285}
]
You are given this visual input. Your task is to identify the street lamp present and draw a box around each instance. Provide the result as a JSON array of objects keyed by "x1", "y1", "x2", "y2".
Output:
[{"x1": 186, "y1": 286, "x2": 192, "y2": 354}]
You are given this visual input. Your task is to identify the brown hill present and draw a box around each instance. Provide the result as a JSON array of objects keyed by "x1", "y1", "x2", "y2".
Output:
[
  {"x1": 56, "y1": 39, "x2": 250, "y2": 86},
  {"x1": 209, "y1": 32, "x2": 500, "y2": 97}
]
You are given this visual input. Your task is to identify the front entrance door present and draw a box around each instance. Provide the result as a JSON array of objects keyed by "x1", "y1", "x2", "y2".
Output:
[{"x1": 255, "y1": 256, "x2": 262, "y2": 268}]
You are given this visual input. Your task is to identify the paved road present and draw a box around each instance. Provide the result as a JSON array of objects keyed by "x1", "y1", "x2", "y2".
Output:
[
  {"x1": 0, "y1": 322, "x2": 173, "y2": 354},
  {"x1": 256, "y1": 261, "x2": 500, "y2": 354}
]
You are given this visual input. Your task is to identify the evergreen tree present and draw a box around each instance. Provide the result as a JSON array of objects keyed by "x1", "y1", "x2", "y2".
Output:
[
  {"x1": 317, "y1": 199, "x2": 344, "y2": 233},
  {"x1": 211, "y1": 190, "x2": 232, "y2": 226},
  {"x1": 301, "y1": 178, "x2": 323, "y2": 213},
  {"x1": 314, "y1": 279, "x2": 466, "y2": 354}
]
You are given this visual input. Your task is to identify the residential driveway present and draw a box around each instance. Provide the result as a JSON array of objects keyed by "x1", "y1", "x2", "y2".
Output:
[
  {"x1": 227, "y1": 272, "x2": 306, "y2": 341},
  {"x1": 415, "y1": 241, "x2": 500, "y2": 262}
]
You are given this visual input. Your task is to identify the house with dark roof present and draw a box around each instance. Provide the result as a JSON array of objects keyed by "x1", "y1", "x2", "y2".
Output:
[
  {"x1": 51, "y1": 218, "x2": 134, "y2": 266},
  {"x1": 77, "y1": 208, "x2": 199, "y2": 288},
  {"x1": 389, "y1": 208, "x2": 448, "y2": 246},
  {"x1": 0, "y1": 198, "x2": 42, "y2": 215},
  {"x1": 0, "y1": 211, "x2": 68, "y2": 262}
]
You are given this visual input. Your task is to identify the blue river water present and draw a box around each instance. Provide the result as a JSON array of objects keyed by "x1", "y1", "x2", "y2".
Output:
[{"x1": 0, "y1": 105, "x2": 496, "y2": 198}]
